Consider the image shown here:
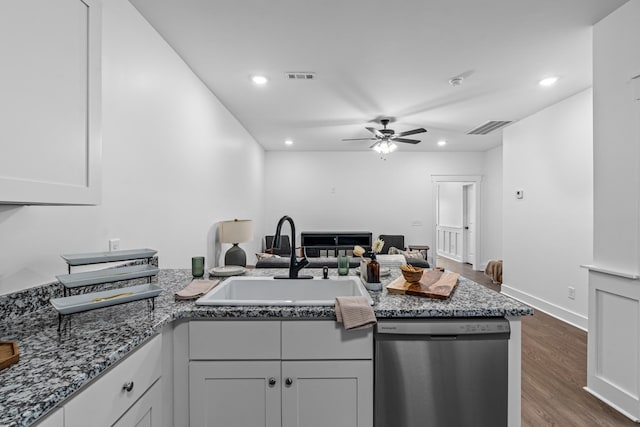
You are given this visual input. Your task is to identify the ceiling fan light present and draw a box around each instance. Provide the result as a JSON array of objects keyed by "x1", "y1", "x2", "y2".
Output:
[{"x1": 389, "y1": 142, "x2": 398, "y2": 152}]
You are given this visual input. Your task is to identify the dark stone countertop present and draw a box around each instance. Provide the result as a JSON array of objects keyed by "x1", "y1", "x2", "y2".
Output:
[{"x1": 0, "y1": 268, "x2": 532, "y2": 427}]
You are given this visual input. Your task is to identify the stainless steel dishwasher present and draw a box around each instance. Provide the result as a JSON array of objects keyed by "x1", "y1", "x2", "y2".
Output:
[{"x1": 375, "y1": 318, "x2": 510, "y2": 427}]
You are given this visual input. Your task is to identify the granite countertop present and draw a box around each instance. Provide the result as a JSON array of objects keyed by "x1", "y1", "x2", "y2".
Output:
[{"x1": 0, "y1": 268, "x2": 532, "y2": 427}]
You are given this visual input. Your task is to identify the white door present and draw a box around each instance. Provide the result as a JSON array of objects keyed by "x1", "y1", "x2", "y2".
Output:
[
  {"x1": 281, "y1": 360, "x2": 373, "y2": 427},
  {"x1": 463, "y1": 184, "x2": 477, "y2": 267},
  {"x1": 189, "y1": 361, "x2": 281, "y2": 427},
  {"x1": 113, "y1": 380, "x2": 162, "y2": 427}
]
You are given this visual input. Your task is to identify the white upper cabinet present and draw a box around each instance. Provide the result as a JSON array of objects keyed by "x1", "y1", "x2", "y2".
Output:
[{"x1": 0, "y1": 0, "x2": 101, "y2": 205}]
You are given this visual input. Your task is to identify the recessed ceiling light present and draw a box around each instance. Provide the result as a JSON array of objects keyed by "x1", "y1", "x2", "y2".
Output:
[
  {"x1": 284, "y1": 139, "x2": 293, "y2": 146},
  {"x1": 437, "y1": 140, "x2": 447, "y2": 147},
  {"x1": 539, "y1": 76, "x2": 558, "y2": 87},
  {"x1": 251, "y1": 75, "x2": 268, "y2": 85}
]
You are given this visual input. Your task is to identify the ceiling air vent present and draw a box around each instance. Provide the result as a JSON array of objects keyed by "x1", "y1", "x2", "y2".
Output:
[
  {"x1": 467, "y1": 120, "x2": 512, "y2": 135},
  {"x1": 286, "y1": 72, "x2": 316, "y2": 80}
]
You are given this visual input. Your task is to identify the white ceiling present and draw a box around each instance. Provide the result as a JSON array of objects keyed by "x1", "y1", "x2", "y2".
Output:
[{"x1": 129, "y1": 0, "x2": 628, "y2": 152}]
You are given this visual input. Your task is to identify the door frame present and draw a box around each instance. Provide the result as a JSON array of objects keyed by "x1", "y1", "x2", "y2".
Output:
[
  {"x1": 462, "y1": 183, "x2": 477, "y2": 266},
  {"x1": 432, "y1": 175, "x2": 482, "y2": 270}
]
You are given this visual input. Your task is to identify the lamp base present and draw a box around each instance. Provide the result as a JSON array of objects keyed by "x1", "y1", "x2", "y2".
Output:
[{"x1": 224, "y1": 244, "x2": 247, "y2": 267}]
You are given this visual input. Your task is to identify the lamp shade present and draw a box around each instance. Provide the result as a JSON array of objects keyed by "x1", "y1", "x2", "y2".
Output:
[{"x1": 220, "y1": 219, "x2": 253, "y2": 244}]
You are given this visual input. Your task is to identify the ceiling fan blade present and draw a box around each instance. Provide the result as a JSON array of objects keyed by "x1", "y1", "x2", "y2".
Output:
[
  {"x1": 392, "y1": 137, "x2": 421, "y2": 144},
  {"x1": 369, "y1": 141, "x2": 380, "y2": 149},
  {"x1": 397, "y1": 128, "x2": 427, "y2": 137},
  {"x1": 342, "y1": 138, "x2": 377, "y2": 141},
  {"x1": 366, "y1": 127, "x2": 384, "y2": 138}
]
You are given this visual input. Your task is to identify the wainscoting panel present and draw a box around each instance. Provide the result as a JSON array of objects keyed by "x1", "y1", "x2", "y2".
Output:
[
  {"x1": 586, "y1": 272, "x2": 640, "y2": 422},
  {"x1": 436, "y1": 226, "x2": 463, "y2": 262}
]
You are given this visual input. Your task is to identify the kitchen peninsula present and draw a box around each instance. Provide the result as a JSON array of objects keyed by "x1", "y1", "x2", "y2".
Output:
[{"x1": 0, "y1": 268, "x2": 532, "y2": 427}]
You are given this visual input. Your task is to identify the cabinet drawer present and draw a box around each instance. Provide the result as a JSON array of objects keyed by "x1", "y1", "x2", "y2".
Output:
[
  {"x1": 282, "y1": 321, "x2": 372, "y2": 360},
  {"x1": 190, "y1": 320, "x2": 281, "y2": 360},
  {"x1": 65, "y1": 335, "x2": 162, "y2": 427}
]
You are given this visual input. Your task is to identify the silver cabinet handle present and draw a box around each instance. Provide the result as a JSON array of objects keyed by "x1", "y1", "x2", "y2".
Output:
[
  {"x1": 268, "y1": 377, "x2": 277, "y2": 386},
  {"x1": 122, "y1": 381, "x2": 134, "y2": 392},
  {"x1": 285, "y1": 377, "x2": 293, "y2": 386}
]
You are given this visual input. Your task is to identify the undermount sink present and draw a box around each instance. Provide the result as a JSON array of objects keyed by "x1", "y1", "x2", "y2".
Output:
[{"x1": 195, "y1": 276, "x2": 374, "y2": 306}]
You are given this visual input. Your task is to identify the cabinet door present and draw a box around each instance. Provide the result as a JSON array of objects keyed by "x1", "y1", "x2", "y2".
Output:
[
  {"x1": 35, "y1": 408, "x2": 63, "y2": 427},
  {"x1": 282, "y1": 360, "x2": 373, "y2": 427},
  {"x1": 0, "y1": 0, "x2": 101, "y2": 205},
  {"x1": 112, "y1": 379, "x2": 162, "y2": 427},
  {"x1": 189, "y1": 361, "x2": 281, "y2": 427}
]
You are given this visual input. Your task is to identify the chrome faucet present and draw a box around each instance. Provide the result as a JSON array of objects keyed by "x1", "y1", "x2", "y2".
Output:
[{"x1": 272, "y1": 215, "x2": 312, "y2": 279}]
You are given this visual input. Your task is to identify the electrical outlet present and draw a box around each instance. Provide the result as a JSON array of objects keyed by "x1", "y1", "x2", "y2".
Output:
[
  {"x1": 109, "y1": 238, "x2": 120, "y2": 252},
  {"x1": 568, "y1": 286, "x2": 576, "y2": 300}
]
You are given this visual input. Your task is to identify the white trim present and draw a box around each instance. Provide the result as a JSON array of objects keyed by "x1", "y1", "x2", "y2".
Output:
[
  {"x1": 580, "y1": 264, "x2": 640, "y2": 280},
  {"x1": 584, "y1": 387, "x2": 640, "y2": 423},
  {"x1": 431, "y1": 175, "x2": 483, "y2": 183},
  {"x1": 431, "y1": 175, "x2": 482, "y2": 271},
  {"x1": 501, "y1": 284, "x2": 588, "y2": 331}
]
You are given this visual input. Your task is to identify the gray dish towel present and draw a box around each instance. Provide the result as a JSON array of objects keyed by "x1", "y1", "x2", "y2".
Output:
[
  {"x1": 335, "y1": 296, "x2": 377, "y2": 330},
  {"x1": 175, "y1": 279, "x2": 219, "y2": 300}
]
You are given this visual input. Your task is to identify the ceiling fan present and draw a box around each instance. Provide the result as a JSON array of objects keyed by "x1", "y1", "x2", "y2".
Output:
[{"x1": 342, "y1": 119, "x2": 427, "y2": 154}]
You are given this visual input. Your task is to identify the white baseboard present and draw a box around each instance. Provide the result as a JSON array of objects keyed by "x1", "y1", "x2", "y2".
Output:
[
  {"x1": 583, "y1": 387, "x2": 640, "y2": 422},
  {"x1": 438, "y1": 253, "x2": 462, "y2": 263},
  {"x1": 501, "y1": 284, "x2": 588, "y2": 331}
]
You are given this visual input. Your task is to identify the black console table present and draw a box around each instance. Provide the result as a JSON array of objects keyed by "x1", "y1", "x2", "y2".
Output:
[{"x1": 301, "y1": 232, "x2": 372, "y2": 257}]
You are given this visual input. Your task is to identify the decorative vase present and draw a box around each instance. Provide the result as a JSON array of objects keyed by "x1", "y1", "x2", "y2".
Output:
[{"x1": 366, "y1": 253, "x2": 380, "y2": 284}]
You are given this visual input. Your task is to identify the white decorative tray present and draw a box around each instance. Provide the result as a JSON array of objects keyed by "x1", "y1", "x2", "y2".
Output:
[
  {"x1": 50, "y1": 283, "x2": 162, "y2": 315},
  {"x1": 61, "y1": 248, "x2": 157, "y2": 266},
  {"x1": 56, "y1": 264, "x2": 159, "y2": 289},
  {"x1": 209, "y1": 266, "x2": 247, "y2": 277}
]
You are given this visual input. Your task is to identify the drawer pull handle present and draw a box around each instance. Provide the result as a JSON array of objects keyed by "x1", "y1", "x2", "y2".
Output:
[
  {"x1": 285, "y1": 377, "x2": 293, "y2": 386},
  {"x1": 122, "y1": 381, "x2": 134, "y2": 392},
  {"x1": 268, "y1": 377, "x2": 276, "y2": 386}
]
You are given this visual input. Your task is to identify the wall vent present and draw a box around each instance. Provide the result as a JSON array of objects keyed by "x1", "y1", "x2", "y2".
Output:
[
  {"x1": 286, "y1": 72, "x2": 316, "y2": 80},
  {"x1": 467, "y1": 120, "x2": 512, "y2": 135}
]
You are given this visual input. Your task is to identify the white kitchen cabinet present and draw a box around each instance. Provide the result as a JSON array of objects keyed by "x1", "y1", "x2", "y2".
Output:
[
  {"x1": 112, "y1": 379, "x2": 163, "y2": 427},
  {"x1": 281, "y1": 360, "x2": 372, "y2": 427},
  {"x1": 34, "y1": 408, "x2": 63, "y2": 427},
  {"x1": 65, "y1": 335, "x2": 162, "y2": 427},
  {"x1": 189, "y1": 361, "x2": 282, "y2": 427},
  {"x1": 188, "y1": 320, "x2": 373, "y2": 427},
  {"x1": 0, "y1": 0, "x2": 101, "y2": 205}
]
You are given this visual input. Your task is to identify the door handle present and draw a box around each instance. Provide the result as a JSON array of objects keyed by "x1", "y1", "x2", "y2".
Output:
[{"x1": 285, "y1": 377, "x2": 293, "y2": 386}]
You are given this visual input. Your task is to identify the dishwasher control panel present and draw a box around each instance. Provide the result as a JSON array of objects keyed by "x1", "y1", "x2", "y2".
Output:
[{"x1": 376, "y1": 318, "x2": 510, "y2": 336}]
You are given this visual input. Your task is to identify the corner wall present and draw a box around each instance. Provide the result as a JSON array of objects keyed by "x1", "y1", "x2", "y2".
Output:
[
  {"x1": 502, "y1": 88, "x2": 593, "y2": 329},
  {"x1": 0, "y1": 0, "x2": 265, "y2": 295}
]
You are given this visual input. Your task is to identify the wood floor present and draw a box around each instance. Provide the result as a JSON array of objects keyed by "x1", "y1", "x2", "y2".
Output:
[{"x1": 435, "y1": 256, "x2": 636, "y2": 427}]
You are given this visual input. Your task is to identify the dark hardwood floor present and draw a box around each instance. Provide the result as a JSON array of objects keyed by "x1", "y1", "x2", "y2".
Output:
[{"x1": 435, "y1": 256, "x2": 636, "y2": 427}]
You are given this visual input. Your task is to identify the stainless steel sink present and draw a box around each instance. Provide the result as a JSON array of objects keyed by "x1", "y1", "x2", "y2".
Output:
[{"x1": 195, "y1": 276, "x2": 373, "y2": 306}]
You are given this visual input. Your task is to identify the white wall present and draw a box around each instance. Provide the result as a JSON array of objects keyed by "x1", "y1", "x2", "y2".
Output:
[
  {"x1": 481, "y1": 146, "x2": 503, "y2": 266},
  {"x1": 263, "y1": 150, "x2": 500, "y2": 266},
  {"x1": 438, "y1": 183, "x2": 463, "y2": 227},
  {"x1": 0, "y1": 0, "x2": 264, "y2": 295},
  {"x1": 502, "y1": 88, "x2": 593, "y2": 329},
  {"x1": 593, "y1": 1, "x2": 640, "y2": 271}
]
